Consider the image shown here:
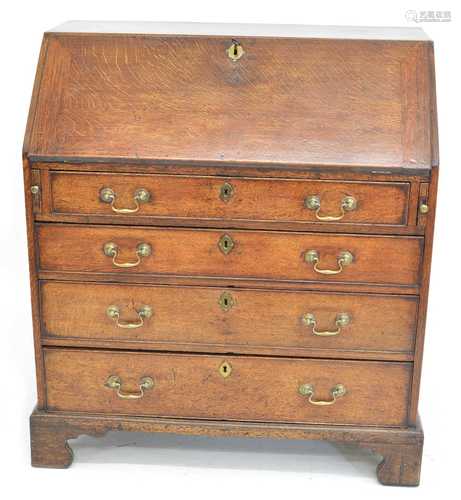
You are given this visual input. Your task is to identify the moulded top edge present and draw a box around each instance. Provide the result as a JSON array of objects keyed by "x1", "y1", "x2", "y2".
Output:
[
  {"x1": 47, "y1": 21, "x2": 431, "y2": 41},
  {"x1": 25, "y1": 154, "x2": 433, "y2": 177}
]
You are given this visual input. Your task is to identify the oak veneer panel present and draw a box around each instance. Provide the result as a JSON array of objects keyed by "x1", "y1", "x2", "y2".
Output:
[
  {"x1": 50, "y1": 172, "x2": 410, "y2": 227},
  {"x1": 44, "y1": 349, "x2": 411, "y2": 427},
  {"x1": 27, "y1": 34, "x2": 432, "y2": 171},
  {"x1": 37, "y1": 224, "x2": 423, "y2": 287},
  {"x1": 41, "y1": 281, "x2": 418, "y2": 357}
]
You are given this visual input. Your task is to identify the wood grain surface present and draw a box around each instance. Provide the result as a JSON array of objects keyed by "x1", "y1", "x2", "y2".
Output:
[
  {"x1": 40, "y1": 281, "x2": 418, "y2": 358},
  {"x1": 49, "y1": 171, "x2": 410, "y2": 226},
  {"x1": 44, "y1": 348, "x2": 412, "y2": 427},
  {"x1": 27, "y1": 34, "x2": 432, "y2": 171},
  {"x1": 30, "y1": 408, "x2": 424, "y2": 485},
  {"x1": 37, "y1": 224, "x2": 423, "y2": 286}
]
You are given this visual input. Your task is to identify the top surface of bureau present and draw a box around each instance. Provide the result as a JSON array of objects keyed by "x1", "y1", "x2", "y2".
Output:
[{"x1": 24, "y1": 22, "x2": 437, "y2": 174}]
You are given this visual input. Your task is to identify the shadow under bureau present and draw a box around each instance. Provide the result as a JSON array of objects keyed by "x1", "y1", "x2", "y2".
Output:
[{"x1": 23, "y1": 21, "x2": 438, "y2": 485}]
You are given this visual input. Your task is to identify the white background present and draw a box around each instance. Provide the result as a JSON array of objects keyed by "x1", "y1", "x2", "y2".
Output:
[{"x1": 1, "y1": 1, "x2": 459, "y2": 498}]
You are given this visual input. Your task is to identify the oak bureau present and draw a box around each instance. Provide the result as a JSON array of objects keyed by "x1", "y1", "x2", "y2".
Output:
[{"x1": 23, "y1": 22, "x2": 438, "y2": 485}]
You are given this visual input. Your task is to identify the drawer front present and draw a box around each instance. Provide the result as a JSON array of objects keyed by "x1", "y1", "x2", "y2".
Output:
[
  {"x1": 37, "y1": 225, "x2": 422, "y2": 287},
  {"x1": 50, "y1": 172, "x2": 410, "y2": 227},
  {"x1": 41, "y1": 282, "x2": 417, "y2": 357},
  {"x1": 44, "y1": 349, "x2": 411, "y2": 426}
]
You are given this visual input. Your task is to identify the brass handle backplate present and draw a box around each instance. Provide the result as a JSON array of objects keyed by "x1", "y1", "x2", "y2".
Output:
[
  {"x1": 107, "y1": 304, "x2": 152, "y2": 329},
  {"x1": 304, "y1": 250, "x2": 354, "y2": 275},
  {"x1": 305, "y1": 195, "x2": 357, "y2": 221},
  {"x1": 105, "y1": 375, "x2": 154, "y2": 399},
  {"x1": 298, "y1": 383, "x2": 347, "y2": 406},
  {"x1": 103, "y1": 242, "x2": 152, "y2": 268},
  {"x1": 99, "y1": 187, "x2": 151, "y2": 214},
  {"x1": 302, "y1": 312, "x2": 351, "y2": 336}
]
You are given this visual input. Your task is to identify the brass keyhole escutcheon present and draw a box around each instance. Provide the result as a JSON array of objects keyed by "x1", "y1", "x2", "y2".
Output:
[
  {"x1": 218, "y1": 234, "x2": 235, "y2": 255},
  {"x1": 220, "y1": 182, "x2": 234, "y2": 202},
  {"x1": 227, "y1": 40, "x2": 244, "y2": 61},
  {"x1": 219, "y1": 361, "x2": 232, "y2": 378},
  {"x1": 218, "y1": 292, "x2": 235, "y2": 312}
]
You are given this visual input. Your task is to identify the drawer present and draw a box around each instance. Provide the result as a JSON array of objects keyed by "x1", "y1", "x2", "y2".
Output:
[
  {"x1": 37, "y1": 224, "x2": 423, "y2": 287},
  {"x1": 44, "y1": 349, "x2": 411, "y2": 427},
  {"x1": 41, "y1": 281, "x2": 418, "y2": 359},
  {"x1": 49, "y1": 172, "x2": 410, "y2": 227}
]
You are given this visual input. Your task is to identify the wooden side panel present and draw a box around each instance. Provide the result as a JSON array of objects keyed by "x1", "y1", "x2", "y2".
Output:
[
  {"x1": 417, "y1": 182, "x2": 429, "y2": 227},
  {"x1": 23, "y1": 36, "x2": 49, "y2": 156},
  {"x1": 30, "y1": 170, "x2": 42, "y2": 214},
  {"x1": 409, "y1": 167, "x2": 439, "y2": 423},
  {"x1": 37, "y1": 224, "x2": 423, "y2": 287},
  {"x1": 40, "y1": 281, "x2": 418, "y2": 358},
  {"x1": 23, "y1": 161, "x2": 46, "y2": 407},
  {"x1": 44, "y1": 349, "x2": 412, "y2": 427},
  {"x1": 407, "y1": 43, "x2": 439, "y2": 424}
]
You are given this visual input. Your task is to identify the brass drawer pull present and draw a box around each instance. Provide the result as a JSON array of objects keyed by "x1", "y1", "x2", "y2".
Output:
[
  {"x1": 298, "y1": 383, "x2": 346, "y2": 406},
  {"x1": 302, "y1": 312, "x2": 351, "y2": 336},
  {"x1": 99, "y1": 187, "x2": 151, "y2": 214},
  {"x1": 419, "y1": 203, "x2": 429, "y2": 214},
  {"x1": 305, "y1": 195, "x2": 357, "y2": 221},
  {"x1": 304, "y1": 249, "x2": 354, "y2": 275},
  {"x1": 107, "y1": 304, "x2": 152, "y2": 329},
  {"x1": 103, "y1": 242, "x2": 152, "y2": 268},
  {"x1": 105, "y1": 375, "x2": 154, "y2": 400}
]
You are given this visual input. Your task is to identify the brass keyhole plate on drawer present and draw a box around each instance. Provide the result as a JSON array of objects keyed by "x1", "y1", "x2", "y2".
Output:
[
  {"x1": 219, "y1": 361, "x2": 232, "y2": 378},
  {"x1": 227, "y1": 41, "x2": 244, "y2": 61},
  {"x1": 218, "y1": 234, "x2": 235, "y2": 255},
  {"x1": 220, "y1": 182, "x2": 234, "y2": 202},
  {"x1": 218, "y1": 292, "x2": 235, "y2": 312}
]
